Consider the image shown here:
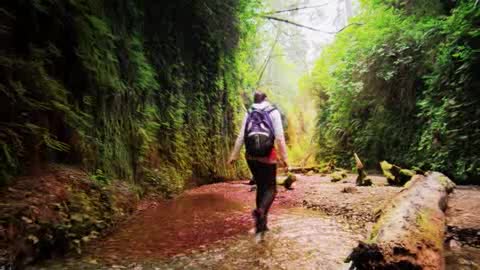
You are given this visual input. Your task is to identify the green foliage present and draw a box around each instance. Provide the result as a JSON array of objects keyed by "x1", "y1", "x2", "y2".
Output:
[
  {"x1": 307, "y1": 0, "x2": 480, "y2": 182},
  {"x1": 90, "y1": 169, "x2": 109, "y2": 185},
  {"x1": 415, "y1": 2, "x2": 480, "y2": 182},
  {"x1": 0, "y1": 0, "x2": 259, "y2": 190}
]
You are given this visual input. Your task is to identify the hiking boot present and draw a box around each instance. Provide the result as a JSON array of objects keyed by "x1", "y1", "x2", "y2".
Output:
[{"x1": 255, "y1": 231, "x2": 266, "y2": 243}]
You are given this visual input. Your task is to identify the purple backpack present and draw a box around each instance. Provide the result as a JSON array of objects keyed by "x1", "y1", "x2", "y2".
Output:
[{"x1": 244, "y1": 106, "x2": 276, "y2": 157}]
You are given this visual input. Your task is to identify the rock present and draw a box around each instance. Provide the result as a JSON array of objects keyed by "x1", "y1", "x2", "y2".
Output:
[
  {"x1": 277, "y1": 173, "x2": 297, "y2": 190},
  {"x1": 330, "y1": 170, "x2": 347, "y2": 182},
  {"x1": 449, "y1": 239, "x2": 461, "y2": 250},
  {"x1": 342, "y1": 187, "x2": 358, "y2": 193},
  {"x1": 359, "y1": 178, "x2": 373, "y2": 186},
  {"x1": 380, "y1": 160, "x2": 415, "y2": 186}
]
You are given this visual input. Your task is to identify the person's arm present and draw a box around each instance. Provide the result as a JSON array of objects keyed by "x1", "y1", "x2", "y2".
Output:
[
  {"x1": 271, "y1": 109, "x2": 288, "y2": 166},
  {"x1": 228, "y1": 113, "x2": 248, "y2": 164}
]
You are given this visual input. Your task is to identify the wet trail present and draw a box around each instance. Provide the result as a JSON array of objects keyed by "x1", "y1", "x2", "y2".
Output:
[
  {"x1": 91, "y1": 181, "x2": 306, "y2": 263},
  {"x1": 445, "y1": 186, "x2": 480, "y2": 269},
  {"x1": 35, "y1": 175, "x2": 480, "y2": 269},
  {"x1": 158, "y1": 209, "x2": 362, "y2": 270},
  {"x1": 39, "y1": 177, "x2": 364, "y2": 269}
]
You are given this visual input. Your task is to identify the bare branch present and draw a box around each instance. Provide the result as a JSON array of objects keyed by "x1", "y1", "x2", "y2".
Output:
[
  {"x1": 336, "y1": 23, "x2": 364, "y2": 33},
  {"x1": 264, "y1": 4, "x2": 328, "y2": 15},
  {"x1": 262, "y1": 15, "x2": 323, "y2": 32},
  {"x1": 262, "y1": 16, "x2": 363, "y2": 34},
  {"x1": 256, "y1": 29, "x2": 281, "y2": 87}
]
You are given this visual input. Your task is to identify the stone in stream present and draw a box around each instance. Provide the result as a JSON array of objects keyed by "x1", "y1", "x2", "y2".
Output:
[
  {"x1": 342, "y1": 187, "x2": 358, "y2": 194},
  {"x1": 449, "y1": 239, "x2": 461, "y2": 250},
  {"x1": 330, "y1": 169, "x2": 347, "y2": 182},
  {"x1": 277, "y1": 173, "x2": 296, "y2": 190}
]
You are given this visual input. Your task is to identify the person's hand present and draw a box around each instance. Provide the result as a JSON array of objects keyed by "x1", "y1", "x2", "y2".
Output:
[
  {"x1": 227, "y1": 157, "x2": 237, "y2": 166},
  {"x1": 281, "y1": 159, "x2": 289, "y2": 169}
]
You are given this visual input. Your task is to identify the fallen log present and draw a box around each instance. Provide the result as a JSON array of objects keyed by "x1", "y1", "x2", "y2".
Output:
[
  {"x1": 288, "y1": 162, "x2": 335, "y2": 174},
  {"x1": 346, "y1": 172, "x2": 455, "y2": 270},
  {"x1": 288, "y1": 166, "x2": 322, "y2": 174}
]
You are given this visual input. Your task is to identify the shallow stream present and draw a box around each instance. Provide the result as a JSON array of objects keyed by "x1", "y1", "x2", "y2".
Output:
[{"x1": 33, "y1": 179, "x2": 480, "y2": 269}]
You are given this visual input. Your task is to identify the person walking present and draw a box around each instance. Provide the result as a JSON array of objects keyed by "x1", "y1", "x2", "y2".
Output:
[{"x1": 227, "y1": 91, "x2": 288, "y2": 240}]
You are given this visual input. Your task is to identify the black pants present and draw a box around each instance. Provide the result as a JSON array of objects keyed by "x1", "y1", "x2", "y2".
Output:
[{"x1": 247, "y1": 160, "x2": 277, "y2": 231}]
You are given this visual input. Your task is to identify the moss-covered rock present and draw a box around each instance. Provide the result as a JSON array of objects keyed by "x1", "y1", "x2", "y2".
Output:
[
  {"x1": 380, "y1": 161, "x2": 415, "y2": 186},
  {"x1": 330, "y1": 169, "x2": 348, "y2": 182}
]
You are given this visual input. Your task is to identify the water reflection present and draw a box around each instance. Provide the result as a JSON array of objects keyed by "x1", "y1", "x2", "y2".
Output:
[
  {"x1": 35, "y1": 185, "x2": 364, "y2": 269},
  {"x1": 93, "y1": 193, "x2": 252, "y2": 261},
  {"x1": 158, "y1": 208, "x2": 362, "y2": 270}
]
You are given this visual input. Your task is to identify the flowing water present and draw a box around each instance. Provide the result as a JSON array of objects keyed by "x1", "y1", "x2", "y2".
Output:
[
  {"x1": 36, "y1": 181, "x2": 363, "y2": 269},
  {"x1": 32, "y1": 179, "x2": 480, "y2": 269},
  {"x1": 155, "y1": 208, "x2": 363, "y2": 270}
]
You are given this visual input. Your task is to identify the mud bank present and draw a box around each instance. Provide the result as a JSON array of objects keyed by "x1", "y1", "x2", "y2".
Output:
[{"x1": 0, "y1": 165, "x2": 137, "y2": 268}]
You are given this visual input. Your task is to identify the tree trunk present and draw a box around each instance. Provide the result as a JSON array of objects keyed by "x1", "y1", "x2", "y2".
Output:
[{"x1": 346, "y1": 172, "x2": 455, "y2": 270}]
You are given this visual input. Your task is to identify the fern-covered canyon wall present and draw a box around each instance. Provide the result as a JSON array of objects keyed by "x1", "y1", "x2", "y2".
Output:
[
  {"x1": 305, "y1": 0, "x2": 479, "y2": 183},
  {"x1": 0, "y1": 0, "x2": 259, "y2": 191}
]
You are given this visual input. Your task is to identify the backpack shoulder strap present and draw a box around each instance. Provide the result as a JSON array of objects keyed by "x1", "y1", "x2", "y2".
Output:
[
  {"x1": 250, "y1": 105, "x2": 277, "y2": 114},
  {"x1": 265, "y1": 105, "x2": 277, "y2": 114}
]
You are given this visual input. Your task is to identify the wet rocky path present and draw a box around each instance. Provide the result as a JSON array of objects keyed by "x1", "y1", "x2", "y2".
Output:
[
  {"x1": 35, "y1": 175, "x2": 373, "y2": 269},
  {"x1": 445, "y1": 186, "x2": 480, "y2": 269},
  {"x1": 33, "y1": 174, "x2": 480, "y2": 269}
]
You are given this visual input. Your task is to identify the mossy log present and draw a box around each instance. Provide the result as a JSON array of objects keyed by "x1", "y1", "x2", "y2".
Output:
[
  {"x1": 346, "y1": 172, "x2": 456, "y2": 270},
  {"x1": 288, "y1": 163, "x2": 334, "y2": 175},
  {"x1": 380, "y1": 161, "x2": 415, "y2": 186},
  {"x1": 288, "y1": 166, "x2": 321, "y2": 174}
]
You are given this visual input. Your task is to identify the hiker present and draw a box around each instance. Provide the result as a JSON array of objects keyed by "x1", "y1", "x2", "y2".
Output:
[{"x1": 227, "y1": 91, "x2": 288, "y2": 238}]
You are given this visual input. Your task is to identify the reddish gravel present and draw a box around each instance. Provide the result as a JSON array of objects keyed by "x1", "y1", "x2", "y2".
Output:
[
  {"x1": 89, "y1": 179, "x2": 305, "y2": 264},
  {"x1": 85, "y1": 173, "x2": 400, "y2": 265}
]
